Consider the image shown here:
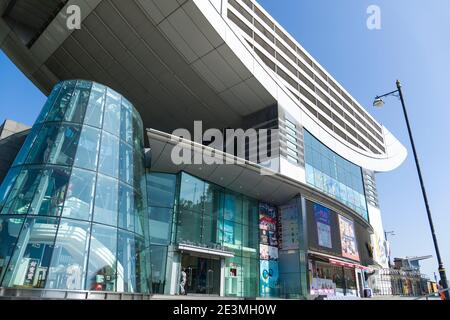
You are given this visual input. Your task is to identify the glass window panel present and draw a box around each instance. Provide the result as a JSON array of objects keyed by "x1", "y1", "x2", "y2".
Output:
[
  {"x1": 223, "y1": 193, "x2": 243, "y2": 224},
  {"x1": 179, "y1": 173, "x2": 205, "y2": 212},
  {"x1": 0, "y1": 216, "x2": 25, "y2": 282},
  {"x1": 149, "y1": 207, "x2": 172, "y2": 245},
  {"x1": 134, "y1": 192, "x2": 145, "y2": 237},
  {"x1": 305, "y1": 164, "x2": 315, "y2": 185},
  {"x1": 12, "y1": 123, "x2": 41, "y2": 167},
  {"x1": 98, "y1": 131, "x2": 119, "y2": 178},
  {"x1": 45, "y1": 80, "x2": 76, "y2": 122},
  {"x1": 118, "y1": 184, "x2": 134, "y2": 232},
  {"x1": 117, "y1": 230, "x2": 139, "y2": 293},
  {"x1": 120, "y1": 100, "x2": 133, "y2": 145},
  {"x1": 133, "y1": 151, "x2": 145, "y2": 193},
  {"x1": 119, "y1": 142, "x2": 134, "y2": 185},
  {"x1": 225, "y1": 255, "x2": 243, "y2": 297},
  {"x1": 287, "y1": 148, "x2": 298, "y2": 158},
  {"x1": 25, "y1": 124, "x2": 59, "y2": 165},
  {"x1": 132, "y1": 110, "x2": 144, "y2": 151},
  {"x1": 28, "y1": 167, "x2": 70, "y2": 217},
  {"x1": 84, "y1": 83, "x2": 105, "y2": 128},
  {"x1": 45, "y1": 219, "x2": 90, "y2": 290},
  {"x1": 103, "y1": 89, "x2": 121, "y2": 136},
  {"x1": 1, "y1": 217, "x2": 58, "y2": 288},
  {"x1": 147, "y1": 173, "x2": 177, "y2": 208},
  {"x1": 286, "y1": 141, "x2": 297, "y2": 151},
  {"x1": 150, "y1": 245, "x2": 167, "y2": 294},
  {"x1": 242, "y1": 223, "x2": 258, "y2": 256},
  {"x1": 64, "y1": 84, "x2": 91, "y2": 124},
  {"x1": 0, "y1": 167, "x2": 20, "y2": 209},
  {"x1": 202, "y1": 213, "x2": 219, "y2": 246},
  {"x1": 242, "y1": 257, "x2": 259, "y2": 297},
  {"x1": 73, "y1": 125, "x2": 100, "y2": 171},
  {"x1": 86, "y1": 224, "x2": 117, "y2": 291},
  {"x1": 62, "y1": 168, "x2": 96, "y2": 221},
  {"x1": 304, "y1": 129, "x2": 367, "y2": 220},
  {"x1": 48, "y1": 126, "x2": 81, "y2": 166},
  {"x1": 176, "y1": 210, "x2": 202, "y2": 245},
  {"x1": 93, "y1": 174, "x2": 118, "y2": 227},
  {"x1": 286, "y1": 134, "x2": 297, "y2": 144},
  {"x1": 36, "y1": 82, "x2": 62, "y2": 124},
  {"x1": 1, "y1": 168, "x2": 42, "y2": 215},
  {"x1": 242, "y1": 198, "x2": 258, "y2": 226}
]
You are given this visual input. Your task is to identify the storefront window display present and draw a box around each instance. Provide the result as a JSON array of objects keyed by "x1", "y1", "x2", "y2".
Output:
[{"x1": 310, "y1": 259, "x2": 358, "y2": 297}]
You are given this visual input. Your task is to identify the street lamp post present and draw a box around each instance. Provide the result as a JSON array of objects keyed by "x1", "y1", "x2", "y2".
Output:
[{"x1": 374, "y1": 80, "x2": 449, "y2": 300}]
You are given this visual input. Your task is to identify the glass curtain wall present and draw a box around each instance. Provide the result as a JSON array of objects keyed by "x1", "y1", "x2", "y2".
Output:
[
  {"x1": 174, "y1": 172, "x2": 259, "y2": 298},
  {"x1": 0, "y1": 80, "x2": 150, "y2": 294},
  {"x1": 303, "y1": 130, "x2": 368, "y2": 220},
  {"x1": 146, "y1": 172, "x2": 177, "y2": 294}
]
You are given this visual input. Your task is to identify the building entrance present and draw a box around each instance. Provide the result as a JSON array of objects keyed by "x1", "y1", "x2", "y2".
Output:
[{"x1": 180, "y1": 253, "x2": 221, "y2": 295}]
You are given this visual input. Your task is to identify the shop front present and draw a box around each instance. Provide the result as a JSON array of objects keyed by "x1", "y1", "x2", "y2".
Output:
[
  {"x1": 306, "y1": 199, "x2": 374, "y2": 298},
  {"x1": 309, "y1": 253, "x2": 372, "y2": 297}
]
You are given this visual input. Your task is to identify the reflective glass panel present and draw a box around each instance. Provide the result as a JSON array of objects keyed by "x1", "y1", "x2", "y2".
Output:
[
  {"x1": 73, "y1": 125, "x2": 100, "y2": 171},
  {"x1": 118, "y1": 183, "x2": 135, "y2": 232},
  {"x1": 0, "y1": 216, "x2": 25, "y2": 282},
  {"x1": 93, "y1": 174, "x2": 118, "y2": 227},
  {"x1": 98, "y1": 131, "x2": 119, "y2": 178},
  {"x1": 103, "y1": 89, "x2": 121, "y2": 136},
  {"x1": 28, "y1": 167, "x2": 70, "y2": 217},
  {"x1": 64, "y1": 82, "x2": 91, "y2": 124},
  {"x1": 148, "y1": 207, "x2": 172, "y2": 245},
  {"x1": 86, "y1": 224, "x2": 117, "y2": 291},
  {"x1": 1, "y1": 217, "x2": 58, "y2": 288},
  {"x1": 179, "y1": 173, "x2": 205, "y2": 212},
  {"x1": 46, "y1": 219, "x2": 90, "y2": 290},
  {"x1": 147, "y1": 173, "x2": 177, "y2": 208},
  {"x1": 45, "y1": 80, "x2": 76, "y2": 122},
  {"x1": 84, "y1": 83, "x2": 105, "y2": 128},
  {"x1": 62, "y1": 168, "x2": 96, "y2": 221}
]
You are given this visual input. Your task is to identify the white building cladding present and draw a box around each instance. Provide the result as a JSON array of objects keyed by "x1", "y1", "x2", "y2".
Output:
[{"x1": 0, "y1": 0, "x2": 405, "y2": 290}]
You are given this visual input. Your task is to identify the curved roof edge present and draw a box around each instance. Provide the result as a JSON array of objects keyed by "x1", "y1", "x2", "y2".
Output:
[{"x1": 195, "y1": 0, "x2": 407, "y2": 172}]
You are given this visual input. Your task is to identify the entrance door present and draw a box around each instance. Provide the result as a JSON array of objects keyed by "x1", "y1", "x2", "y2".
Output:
[{"x1": 181, "y1": 253, "x2": 220, "y2": 295}]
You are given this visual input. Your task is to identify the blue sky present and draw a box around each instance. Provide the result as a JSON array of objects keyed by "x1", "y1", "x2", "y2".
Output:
[{"x1": 0, "y1": 0, "x2": 449, "y2": 279}]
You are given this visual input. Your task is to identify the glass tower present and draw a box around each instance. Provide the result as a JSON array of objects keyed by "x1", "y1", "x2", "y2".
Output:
[{"x1": 0, "y1": 80, "x2": 150, "y2": 293}]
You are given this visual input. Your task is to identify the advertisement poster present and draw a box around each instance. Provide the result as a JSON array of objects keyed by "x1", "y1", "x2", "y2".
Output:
[
  {"x1": 314, "y1": 204, "x2": 332, "y2": 249},
  {"x1": 259, "y1": 244, "x2": 278, "y2": 261},
  {"x1": 338, "y1": 215, "x2": 360, "y2": 261},
  {"x1": 260, "y1": 244, "x2": 269, "y2": 260},
  {"x1": 259, "y1": 203, "x2": 278, "y2": 246},
  {"x1": 278, "y1": 204, "x2": 299, "y2": 250},
  {"x1": 260, "y1": 260, "x2": 279, "y2": 297}
]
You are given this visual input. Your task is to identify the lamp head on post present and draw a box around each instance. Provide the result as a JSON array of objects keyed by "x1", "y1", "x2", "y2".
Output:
[{"x1": 373, "y1": 98, "x2": 385, "y2": 108}]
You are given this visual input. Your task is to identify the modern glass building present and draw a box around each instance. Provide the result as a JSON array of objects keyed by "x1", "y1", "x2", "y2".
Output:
[
  {"x1": 0, "y1": 80, "x2": 150, "y2": 294},
  {"x1": 0, "y1": 0, "x2": 407, "y2": 299}
]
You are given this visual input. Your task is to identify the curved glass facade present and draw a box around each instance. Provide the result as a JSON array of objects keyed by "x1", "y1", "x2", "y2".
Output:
[
  {"x1": 0, "y1": 80, "x2": 150, "y2": 293},
  {"x1": 304, "y1": 130, "x2": 368, "y2": 221}
]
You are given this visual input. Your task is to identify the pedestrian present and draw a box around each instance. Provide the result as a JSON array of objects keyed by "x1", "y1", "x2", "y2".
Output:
[{"x1": 180, "y1": 268, "x2": 187, "y2": 295}]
